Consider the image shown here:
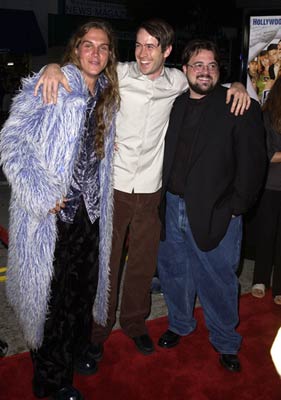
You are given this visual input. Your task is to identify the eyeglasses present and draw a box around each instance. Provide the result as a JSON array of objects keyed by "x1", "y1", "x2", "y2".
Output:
[{"x1": 187, "y1": 62, "x2": 218, "y2": 73}]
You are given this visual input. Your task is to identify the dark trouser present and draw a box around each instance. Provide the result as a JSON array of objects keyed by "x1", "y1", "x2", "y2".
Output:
[
  {"x1": 31, "y1": 201, "x2": 99, "y2": 395},
  {"x1": 92, "y1": 189, "x2": 161, "y2": 342},
  {"x1": 253, "y1": 189, "x2": 281, "y2": 296}
]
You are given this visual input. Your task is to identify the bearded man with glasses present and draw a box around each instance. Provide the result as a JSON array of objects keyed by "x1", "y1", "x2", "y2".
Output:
[{"x1": 157, "y1": 39, "x2": 267, "y2": 372}]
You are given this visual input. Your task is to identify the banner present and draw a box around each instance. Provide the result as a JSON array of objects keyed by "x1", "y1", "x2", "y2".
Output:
[{"x1": 246, "y1": 15, "x2": 281, "y2": 104}]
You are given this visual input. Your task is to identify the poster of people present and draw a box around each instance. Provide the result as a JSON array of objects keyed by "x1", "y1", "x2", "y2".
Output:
[{"x1": 247, "y1": 15, "x2": 281, "y2": 105}]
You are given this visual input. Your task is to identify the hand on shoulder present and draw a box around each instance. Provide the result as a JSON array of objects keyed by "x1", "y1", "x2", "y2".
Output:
[{"x1": 34, "y1": 63, "x2": 71, "y2": 104}]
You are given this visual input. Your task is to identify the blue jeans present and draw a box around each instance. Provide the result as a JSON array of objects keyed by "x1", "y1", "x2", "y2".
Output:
[{"x1": 158, "y1": 192, "x2": 242, "y2": 354}]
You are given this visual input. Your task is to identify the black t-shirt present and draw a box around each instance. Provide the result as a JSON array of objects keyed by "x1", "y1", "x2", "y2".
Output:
[{"x1": 167, "y1": 95, "x2": 208, "y2": 196}]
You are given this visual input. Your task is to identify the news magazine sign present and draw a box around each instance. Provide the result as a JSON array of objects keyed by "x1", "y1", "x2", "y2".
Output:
[{"x1": 65, "y1": 0, "x2": 128, "y2": 19}]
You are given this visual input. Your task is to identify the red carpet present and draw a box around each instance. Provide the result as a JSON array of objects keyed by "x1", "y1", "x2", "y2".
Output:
[{"x1": 1, "y1": 291, "x2": 281, "y2": 400}]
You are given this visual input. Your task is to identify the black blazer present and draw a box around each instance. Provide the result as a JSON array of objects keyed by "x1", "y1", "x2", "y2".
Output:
[{"x1": 159, "y1": 85, "x2": 267, "y2": 251}]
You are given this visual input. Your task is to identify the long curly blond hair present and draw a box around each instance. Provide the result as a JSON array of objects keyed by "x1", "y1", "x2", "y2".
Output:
[{"x1": 61, "y1": 20, "x2": 120, "y2": 158}]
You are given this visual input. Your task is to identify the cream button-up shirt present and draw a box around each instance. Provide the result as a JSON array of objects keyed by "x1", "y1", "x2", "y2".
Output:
[{"x1": 114, "y1": 62, "x2": 188, "y2": 194}]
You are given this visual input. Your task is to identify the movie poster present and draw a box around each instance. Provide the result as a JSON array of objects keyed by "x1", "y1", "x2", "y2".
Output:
[{"x1": 247, "y1": 15, "x2": 281, "y2": 104}]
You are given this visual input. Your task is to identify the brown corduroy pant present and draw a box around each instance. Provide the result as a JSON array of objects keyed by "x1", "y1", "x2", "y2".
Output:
[{"x1": 92, "y1": 188, "x2": 161, "y2": 342}]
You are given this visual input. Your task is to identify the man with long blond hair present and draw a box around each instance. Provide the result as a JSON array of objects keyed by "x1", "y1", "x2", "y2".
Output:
[{"x1": 0, "y1": 20, "x2": 120, "y2": 400}]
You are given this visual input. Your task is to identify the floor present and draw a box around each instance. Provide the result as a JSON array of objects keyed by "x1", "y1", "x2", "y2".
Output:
[{"x1": 0, "y1": 182, "x2": 255, "y2": 357}]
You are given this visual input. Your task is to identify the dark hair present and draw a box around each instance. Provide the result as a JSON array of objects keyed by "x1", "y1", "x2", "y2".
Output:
[
  {"x1": 259, "y1": 50, "x2": 268, "y2": 58},
  {"x1": 137, "y1": 18, "x2": 174, "y2": 52},
  {"x1": 181, "y1": 39, "x2": 220, "y2": 67},
  {"x1": 262, "y1": 75, "x2": 281, "y2": 134},
  {"x1": 267, "y1": 43, "x2": 278, "y2": 52},
  {"x1": 61, "y1": 20, "x2": 120, "y2": 159}
]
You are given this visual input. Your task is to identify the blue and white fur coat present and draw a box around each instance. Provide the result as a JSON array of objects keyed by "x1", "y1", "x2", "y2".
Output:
[{"x1": 0, "y1": 64, "x2": 115, "y2": 349}]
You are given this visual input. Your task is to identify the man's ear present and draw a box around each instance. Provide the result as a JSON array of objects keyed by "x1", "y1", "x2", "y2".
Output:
[{"x1": 164, "y1": 45, "x2": 172, "y2": 59}]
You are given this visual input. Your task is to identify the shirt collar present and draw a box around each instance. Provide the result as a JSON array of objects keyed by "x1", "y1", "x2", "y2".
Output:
[
  {"x1": 87, "y1": 72, "x2": 108, "y2": 100},
  {"x1": 96, "y1": 72, "x2": 108, "y2": 91}
]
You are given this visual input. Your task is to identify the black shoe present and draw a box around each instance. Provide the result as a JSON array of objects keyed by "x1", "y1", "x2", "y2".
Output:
[
  {"x1": 219, "y1": 354, "x2": 241, "y2": 372},
  {"x1": 74, "y1": 353, "x2": 98, "y2": 376},
  {"x1": 132, "y1": 334, "x2": 155, "y2": 355},
  {"x1": 88, "y1": 342, "x2": 104, "y2": 361},
  {"x1": 158, "y1": 330, "x2": 181, "y2": 348},
  {"x1": 50, "y1": 385, "x2": 84, "y2": 400}
]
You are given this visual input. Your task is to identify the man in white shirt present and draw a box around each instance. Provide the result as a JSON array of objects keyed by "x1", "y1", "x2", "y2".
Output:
[{"x1": 35, "y1": 18, "x2": 250, "y2": 358}]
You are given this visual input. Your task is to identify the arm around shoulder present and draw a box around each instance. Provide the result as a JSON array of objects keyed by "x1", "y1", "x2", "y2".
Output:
[
  {"x1": 225, "y1": 81, "x2": 251, "y2": 115},
  {"x1": 34, "y1": 63, "x2": 71, "y2": 104}
]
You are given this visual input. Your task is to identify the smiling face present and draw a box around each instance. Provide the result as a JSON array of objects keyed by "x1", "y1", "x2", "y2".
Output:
[
  {"x1": 135, "y1": 28, "x2": 172, "y2": 81},
  {"x1": 75, "y1": 27, "x2": 110, "y2": 92},
  {"x1": 183, "y1": 49, "x2": 219, "y2": 99}
]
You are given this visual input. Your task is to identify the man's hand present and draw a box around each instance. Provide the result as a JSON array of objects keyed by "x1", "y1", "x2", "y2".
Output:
[
  {"x1": 226, "y1": 82, "x2": 251, "y2": 116},
  {"x1": 49, "y1": 197, "x2": 66, "y2": 214},
  {"x1": 34, "y1": 64, "x2": 71, "y2": 104}
]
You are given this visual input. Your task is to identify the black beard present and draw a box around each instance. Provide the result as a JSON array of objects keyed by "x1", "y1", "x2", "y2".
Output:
[{"x1": 188, "y1": 78, "x2": 216, "y2": 96}]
